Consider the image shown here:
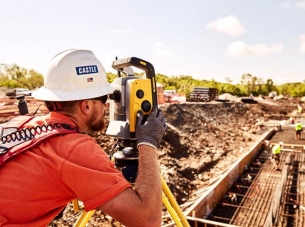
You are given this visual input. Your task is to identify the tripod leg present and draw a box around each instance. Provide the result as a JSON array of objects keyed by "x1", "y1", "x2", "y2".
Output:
[
  {"x1": 73, "y1": 210, "x2": 95, "y2": 227},
  {"x1": 161, "y1": 175, "x2": 190, "y2": 227},
  {"x1": 72, "y1": 176, "x2": 190, "y2": 227},
  {"x1": 162, "y1": 192, "x2": 185, "y2": 227},
  {"x1": 72, "y1": 199, "x2": 80, "y2": 212}
]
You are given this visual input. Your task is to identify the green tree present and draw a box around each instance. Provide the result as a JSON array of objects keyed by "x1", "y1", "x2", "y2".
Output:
[
  {"x1": 1, "y1": 64, "x2": 27, "y2": 80},
  {"x1": 2, "y1": 62, "x2": 305, "y2": 99},
  {"x1": 156, "y1": 73, "x2": 169, "y2": 88},
  {"x1": 0, "y1": 64, "x2": 43, "y2": 89},
  {"x1": 279, "y1": 83, "x2": 290, "y2": 96},
  {"x1": 264, "y1": 79, "x2": 274, "y2": 94},
  {"x1": 256, "y1": 78, "x2": 265, "y2": 94},
  {"x1": 240, "y1": 73, "x2": 253, "y2": 95},
  {"x1": 27, "y1": 70, "x2": 44, "y2": 89},
  {"x1": 225, "y1": 77, "x2": 233, "y2": 84}
]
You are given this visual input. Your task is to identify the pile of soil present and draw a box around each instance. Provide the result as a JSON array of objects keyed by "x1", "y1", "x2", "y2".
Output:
[
  {"x1": 0, "y1": 96, "x2": 299, "y2": 226},
  {"x1": 158, "y1": 98, "x2": 297, "y2": 204}
]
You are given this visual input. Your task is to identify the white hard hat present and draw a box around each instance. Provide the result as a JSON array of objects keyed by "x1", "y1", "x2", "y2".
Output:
[
  {"x1": 279, "y1": 142, "x2": 284, "y2": 145},
  {"x1": 32, "y1": 49, "x2": 114, "y2": 101}
]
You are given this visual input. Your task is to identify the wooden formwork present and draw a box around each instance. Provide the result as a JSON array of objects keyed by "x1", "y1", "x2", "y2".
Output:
[{"x1": 183, "y1": 129, "x2": 275, "y2": 226}]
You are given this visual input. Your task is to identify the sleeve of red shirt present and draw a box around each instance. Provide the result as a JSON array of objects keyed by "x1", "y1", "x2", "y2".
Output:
[{"x1": 59, "y1": 134, "x2": 132, "y2": 211}]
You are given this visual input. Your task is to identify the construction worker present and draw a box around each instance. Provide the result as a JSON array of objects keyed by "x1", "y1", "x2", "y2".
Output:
[
  {"x1": 271, "y1": 141, "x2": 283, "y2": 170},
  {"x1": 0, "y1": 49, "x2": 167, "y2": 226},
  {"x1": 295, "y1": 121, "x2": 303, "y2": 140}
]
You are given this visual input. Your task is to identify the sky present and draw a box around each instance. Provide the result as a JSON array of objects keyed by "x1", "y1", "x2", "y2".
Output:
[{"x1": 0, "y1": 0, "x2": 305, "y2": 85}]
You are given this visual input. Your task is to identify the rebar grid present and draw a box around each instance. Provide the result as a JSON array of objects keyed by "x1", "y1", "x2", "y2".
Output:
[
  {"x1": 209, "y1": 148, "x2": 292, "y2": 227},
  {"x1": 276, "y1": 151, "x2": 305, "y2": 227}
]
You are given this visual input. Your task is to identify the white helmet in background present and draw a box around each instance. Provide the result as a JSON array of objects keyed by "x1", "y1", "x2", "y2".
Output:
[
  {"x1": 32, "y1": 49, "x2": 114, "y2": 101},
  {"x1": 279, "y1": 142, "x2": 284, "y2": 146}
]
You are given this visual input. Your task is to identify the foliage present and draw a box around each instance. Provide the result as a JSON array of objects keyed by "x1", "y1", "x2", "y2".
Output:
[
  {"x1": 0, "y1": 64, "x2": 43, "y2": 90},
  {"x1": 1, "y1": 63, "x2": 305, "y2": 98},
  {"x1": 278, "y1": 83, "x2": 305, "y2": 97}
]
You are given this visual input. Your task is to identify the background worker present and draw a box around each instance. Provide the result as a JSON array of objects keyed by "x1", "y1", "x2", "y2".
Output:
[
  {"x1": 271, "y1": 141, "x2": 283, "y2": 170},
  {"x1": 0, "y1": 49, "x2": 167, "y2": 227},
  {"x1": 295, "y1": 121, "x2": 303, "y2": 140}
]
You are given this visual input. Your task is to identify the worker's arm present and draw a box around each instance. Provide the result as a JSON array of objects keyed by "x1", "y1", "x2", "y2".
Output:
[
  {"x1": 99, "y1": 145, "x2": 162, "y2": 227},
  {"x1": 99, "y1": 108, "x2": 166, "y2": 227}
]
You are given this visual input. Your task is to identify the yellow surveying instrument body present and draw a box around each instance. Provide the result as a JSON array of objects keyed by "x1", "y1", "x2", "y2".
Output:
[{"x1": 106, "y1": 57, "x2": 157, "y2": 139}]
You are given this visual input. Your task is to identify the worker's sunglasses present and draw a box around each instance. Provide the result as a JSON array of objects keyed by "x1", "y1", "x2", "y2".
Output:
[{"x1": 93, "y1": 95, "x2": 108, "y2": 104}]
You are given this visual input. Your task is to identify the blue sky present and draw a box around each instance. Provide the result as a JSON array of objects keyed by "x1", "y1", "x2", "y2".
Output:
[{"x1": 1, "y1": 0, "x2": 305, "y2": 85}]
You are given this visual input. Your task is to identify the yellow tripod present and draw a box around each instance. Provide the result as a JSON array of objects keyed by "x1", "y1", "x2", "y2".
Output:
[{"x1": 72, "y1": 174, "x2": 190, "y2": 227}]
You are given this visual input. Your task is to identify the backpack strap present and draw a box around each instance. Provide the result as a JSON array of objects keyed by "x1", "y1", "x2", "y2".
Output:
[{"x1": 0, "y1": 122, "x2": 78, "y2": 167}]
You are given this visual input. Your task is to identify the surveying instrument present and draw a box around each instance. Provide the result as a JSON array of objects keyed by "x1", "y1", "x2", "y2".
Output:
[{"x1": 71, "y1": 57, "x2": 190, "y2": 227}]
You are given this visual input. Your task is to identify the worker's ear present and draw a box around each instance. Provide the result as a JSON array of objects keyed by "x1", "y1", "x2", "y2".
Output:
[{"x1": 79, "y1": 100, "x2": 91, "y2": 115}]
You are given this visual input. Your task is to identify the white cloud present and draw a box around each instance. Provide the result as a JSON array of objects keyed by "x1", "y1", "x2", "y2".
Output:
[
  {"x1": 206, "y1": 15, "x2": 245, "y2": 36},
  {"x1": 298, "y1": 35, "x2": 305, "y2": 53},
  {"x1": 279, "y1": 2, "x2": 291, "y2": 8},
  {"x1": 295, "y1": 1, "x2": 305, "y2": 9},
  {"x1": 226, "y1": 41, "x2": 283, "y2": 57},
  {"x1": 152, "y1": 42, "x2": 171, "y2": 57},
  {"x1": 111, "y1": 29, "x2": 131, "y2": 34}
]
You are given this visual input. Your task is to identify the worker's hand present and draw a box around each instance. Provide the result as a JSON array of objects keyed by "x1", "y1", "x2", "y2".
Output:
[{"x1": 136, "y1": 107, "x2": 167, "y2": 149}]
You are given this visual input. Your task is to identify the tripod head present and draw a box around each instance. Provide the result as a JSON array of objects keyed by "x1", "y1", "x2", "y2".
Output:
[{"x1": 106, "y1": 57, "x2": 158, "y2": 182}]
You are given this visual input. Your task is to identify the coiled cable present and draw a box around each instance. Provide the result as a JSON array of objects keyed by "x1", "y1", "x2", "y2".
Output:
[{"x1": 1, "y1": 123, "x2": 78, "y2": 147}]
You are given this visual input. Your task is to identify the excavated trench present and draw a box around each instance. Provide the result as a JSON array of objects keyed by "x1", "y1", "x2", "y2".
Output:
[
  {"x1": 185, "y1": 126, "x2": 305, "y2": 227},
  {"x1": 209, "y1": 146, "x2": 292, "y2": 226},
  {"x1": 277, "y1": 151, "x2": 305, "y2": 227}
]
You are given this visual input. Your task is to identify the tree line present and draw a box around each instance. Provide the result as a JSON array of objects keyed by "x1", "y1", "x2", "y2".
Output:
[{"x1": 1, "y1": 63, "x2": 305, "y2": 98}]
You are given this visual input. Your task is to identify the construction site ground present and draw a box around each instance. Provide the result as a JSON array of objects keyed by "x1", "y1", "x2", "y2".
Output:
[{"x1": 0, "y1": 94, "x2": 303, "y2": 226}]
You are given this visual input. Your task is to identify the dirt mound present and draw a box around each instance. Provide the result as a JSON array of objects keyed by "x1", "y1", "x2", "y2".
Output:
[{"x1": 158, "y1": 102, "x2": 263, "y2": 203}]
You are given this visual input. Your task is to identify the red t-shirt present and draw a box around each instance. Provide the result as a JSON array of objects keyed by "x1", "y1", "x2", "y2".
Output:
[{"x1": 0, "y1": 112, "x2": 131, "y2": 226}]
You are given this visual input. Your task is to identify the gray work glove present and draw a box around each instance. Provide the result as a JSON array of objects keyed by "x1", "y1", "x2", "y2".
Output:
[{"x1": 136, "y1": 107, "x2": 167, "y2": 149}]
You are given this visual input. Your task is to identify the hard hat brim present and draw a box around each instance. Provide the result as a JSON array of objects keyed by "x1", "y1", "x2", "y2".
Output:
[{"x1": 32, "y1": 83, "x2": 115, "y2": 101}]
